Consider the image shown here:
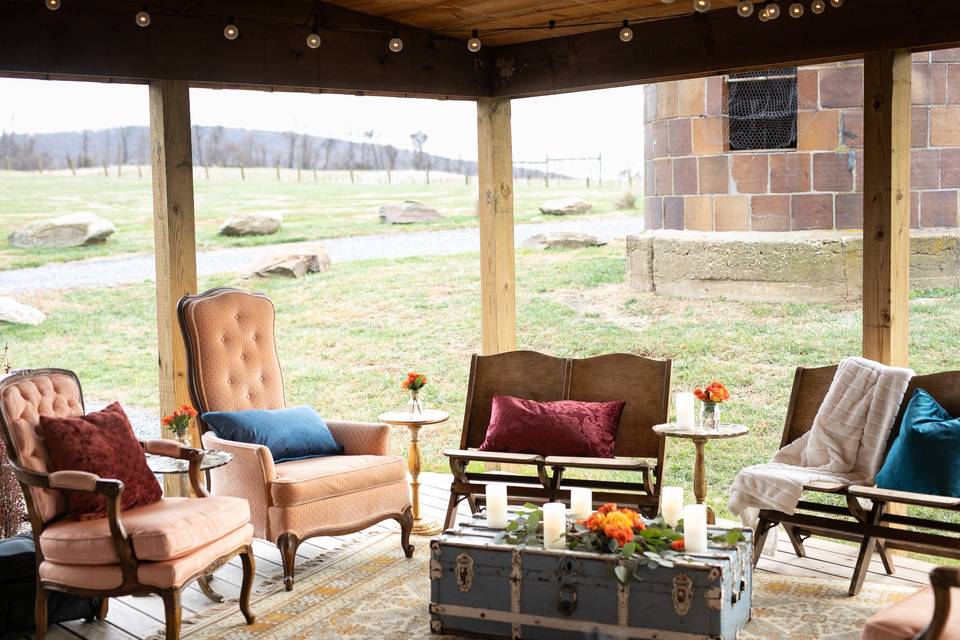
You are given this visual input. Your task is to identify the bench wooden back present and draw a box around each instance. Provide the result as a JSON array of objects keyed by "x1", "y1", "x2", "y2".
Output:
[
  {"x1": 460, "y1": 351, "x2": 672, "y2": 459},
  {"x1": 782, "y1": 364, "x2": 960, "y2": 448}
]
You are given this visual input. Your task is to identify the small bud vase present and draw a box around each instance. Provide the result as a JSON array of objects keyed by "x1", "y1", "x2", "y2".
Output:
[
  {"x1": 408, "y1": 390, "x2": 422, "y2": 415},
  {"x1": 700, "y1": 402, "x2": 720, "y2": 431}
]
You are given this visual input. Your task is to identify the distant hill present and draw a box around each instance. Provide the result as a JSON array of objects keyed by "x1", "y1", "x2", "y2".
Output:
[{"x1": 0, "y1": 126, "x2": 550, "y2": 178}]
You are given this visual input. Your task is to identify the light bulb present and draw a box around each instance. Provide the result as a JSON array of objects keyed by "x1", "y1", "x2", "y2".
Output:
[
  {"x1": 618, "y1": 20, "x2": 633, "y2": 43},
  {"x1": 135, "y1": 10, "x2": 151, "y2": 27},
  {"x1": 467, "y1": 30, "x2": 482, "y2": 52},
  {"x1": 223, "y1": 19, "x2": 239, "y2": 41},
  {"x1": 737, "y1": 1, "x2": 754, "y2": 17},
  {"x1": 811, "y1": 0, "x2": 826, "y2": 13},
  {"x1": 388, "y1": 33, "x2": 403, "y2": 53},
  {"x1": 44, "y1": 0, "x2": 60, "y2": 10},
  {"x1": 306, "y1": 32, "x2": 321, "y2": 49},
  {"x1": 694, "y1": 0, "x2": 711, "y2": 12},
  {"x1": 759, "y1": 6, "x2": 770, "y2": 20},
  {"x1": 766, "y1": 2, "x2": 781, "y2": 18},
  {"x1": 789, "y1": 2, "x2": 804, "y2": 17},
  {"x1": 829, "y1": 0, "x2": 843, "y2": 6}
]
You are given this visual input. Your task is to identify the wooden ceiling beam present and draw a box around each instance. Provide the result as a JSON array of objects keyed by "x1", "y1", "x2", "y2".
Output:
[
  {"x1": 0, "y1": 0, "x2": 488, "y2": 99},
  {"x1": 489, "y1": 0, "x2": 960, "y2": 97}
]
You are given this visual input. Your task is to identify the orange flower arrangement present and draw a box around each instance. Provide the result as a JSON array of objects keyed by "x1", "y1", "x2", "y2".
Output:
[
  {"x1": 161, "y1": 404, "x2": 197, "y2": 439},
  {"x1": 401, "y1": 372, "x2": 428, "y2": 391},
  {"x1": 694, "y1": 381, "x2": 730, "y2": 404},
  {"x1": 581, "y1": 503, "x2": 647, "y2": 548}
]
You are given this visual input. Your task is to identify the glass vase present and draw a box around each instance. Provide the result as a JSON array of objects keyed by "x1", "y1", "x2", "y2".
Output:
[
  {"x1": 700, "y1": 402, "x2": 720, "y2": 432},
  {"x1": 408, "y1": 390, "x2": 422, "y2": 415}
]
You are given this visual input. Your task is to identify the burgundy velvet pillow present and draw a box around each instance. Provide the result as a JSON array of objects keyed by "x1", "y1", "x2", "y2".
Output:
[
  {"x1": 39, "y1": 402, "x2": 162, "y2": 520},
  {"x1": 478, "y1": 395, "x2": 626, "y2": 458}
]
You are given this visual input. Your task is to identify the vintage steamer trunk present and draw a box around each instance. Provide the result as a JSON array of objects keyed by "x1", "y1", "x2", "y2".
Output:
[{"x1": 430, "y1": 518, "x2": 752, "y2": 640}]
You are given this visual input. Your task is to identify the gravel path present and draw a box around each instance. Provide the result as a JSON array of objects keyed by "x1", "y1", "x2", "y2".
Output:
[{"x1": 1, "y1": 216, "x2": 639, "y2": 294}]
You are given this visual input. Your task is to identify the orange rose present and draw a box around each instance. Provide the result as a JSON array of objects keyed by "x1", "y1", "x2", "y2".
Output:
[
  {"x1": 693, "y1": 387, "x2": 707, "y2": 401},
  {"x1": 598, "y1": 503, "x2": 617, "y2": 515},
  {"x1": 402, "y1": 379, "x2": 410, "y2": 389},
  {"x1": 671, "y1": 539, "x2": 685, "y2": 551},
  {"x1": 161, "y1": 415, "x2": 173, "y2": 426}
]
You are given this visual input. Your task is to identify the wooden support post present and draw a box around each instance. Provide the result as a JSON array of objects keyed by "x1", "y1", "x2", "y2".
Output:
[
  {"x1": 862, "y1": 50, "x2": 911, "y2": 368},
  {"x1": 477, "y1": 97, "x2": 517, "y2": 356},
  {"x1": 149, "y1": 80, "x2": 198, "y2": 496}
]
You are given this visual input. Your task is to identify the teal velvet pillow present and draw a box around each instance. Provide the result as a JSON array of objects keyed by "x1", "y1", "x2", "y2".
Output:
[
  {"x1": 875, "y1": 389, "x2": 960, "y2": 497},
  {"x1": 202, "y1": 406, "x2": 343, "y2": 463}
]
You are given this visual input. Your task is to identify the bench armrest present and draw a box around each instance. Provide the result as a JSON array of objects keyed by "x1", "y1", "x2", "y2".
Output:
[
  {"x1": 327, "y1": 420, "x2": 391, "y2": 456},
  {"x1": 443, "y1": 449, "x2": 545, "y2": 465},
  {"x1": 848, "y1": 485, "x2": 960, "y2": 510}
]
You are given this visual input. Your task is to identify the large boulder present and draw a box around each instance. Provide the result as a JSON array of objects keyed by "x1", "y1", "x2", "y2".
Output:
[
  {"x1": 0, "y1": 297, "x2": 45, "y2": 325},
  {"x1": 522, "y1": 231, "x2": 606, "y2": 250},
  {"x1": 254, "y1": 250, "x2": 331, "y2": 278},
  {"x1": 538, "y1": 197, "x2": 593, "y2": 216},
  {"x1": 8, "y1": 213, "x2": 116, "y2": 248},
  {"x1": 219, "y1": 212, "x2": 283, "y2": 236},
  {"x1": 378, "y1": 201, "x2": 443, "y2": 224}
]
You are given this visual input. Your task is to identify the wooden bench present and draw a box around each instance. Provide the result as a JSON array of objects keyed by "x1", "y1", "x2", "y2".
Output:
[
  {"x1": 442, "y1": 350, "x2": 671, "y2": 529},
  {"x1": 754, "y1": 365, "x2": 960, "y2": 596}
]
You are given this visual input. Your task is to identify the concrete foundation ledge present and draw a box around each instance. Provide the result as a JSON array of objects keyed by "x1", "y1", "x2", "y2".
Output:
[{"x1": 626, "y1": 230, "x2": 960, "y2": 303}]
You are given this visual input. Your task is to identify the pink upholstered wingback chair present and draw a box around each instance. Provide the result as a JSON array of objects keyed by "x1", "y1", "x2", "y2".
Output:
[
  {"x1": 0, "y1": 368, "x2": 256, "y2": 640},
  {"x1": 177, "y1": 287, "x2": 413, "y2": 591}
]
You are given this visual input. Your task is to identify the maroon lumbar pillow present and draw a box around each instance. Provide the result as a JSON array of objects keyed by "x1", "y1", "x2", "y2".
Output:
[
  {"x1": 477, "y1": 395, "x2": 626, "y2": 458},
  {"x1": 39, "y1": 401, "x2": 162, "y2": 520}
]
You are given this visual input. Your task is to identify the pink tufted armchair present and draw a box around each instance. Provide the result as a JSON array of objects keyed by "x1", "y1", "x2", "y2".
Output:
[
  {"x1": 177, "y1": 287, "x2": 413, "y2": 591},
  {"x1": 0, "y1": 368, "x2": 256, "y2": 640}
]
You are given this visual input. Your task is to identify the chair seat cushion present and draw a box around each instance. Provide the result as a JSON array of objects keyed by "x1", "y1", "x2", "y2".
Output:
[
  {"x1": 40, "y1": 496, "x2": 250, "y2": 565},
  {"x1": 38, "y1": 401, "x2": 162, "y2": 520},
  {"x1": 271, "y1": 455, "x2": 406, "y2": 508},
  {"x1": 861, "y1": 587, "x2": 960, "y2": 640},
  {"x1": 202, "y1": 406, "x2": 344, "y2": 463}
]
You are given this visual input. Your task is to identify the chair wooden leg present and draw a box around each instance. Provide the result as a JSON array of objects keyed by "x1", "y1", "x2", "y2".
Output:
[
  {"x1": 466, "y1": 493, "x2": 479, "y2": 515},
  {"x1": 752, "y1": 518, "x2": 776, "y2": 568},
  {"x1": 160, "y1": 589, "x2": 181, "y2": 640},
  {"x1": 96, "y1": 597, "x2": 110, "y2": 620},
  {"x1": 239, "y1": 545, "x2": 256, "y2": 625},
  {"x1": 876, "y1": 540, "x2": 896, "y2": 575},
  {"x1": 34, "y1": 585, "x2": 48, "y2": 640},
  {"x1": 397, "y1": 506, "x2": 415, "y2": 558},
  {"x1": 277, "y1": 533, "x2": 300, "y2": 592},
  {"x1": 444, "y1": 491, "x2": 461, "y2": 530},
  {"x1": 849, "y1": 503, "x2": 884, "y2": 596},
  {"x1": 783, "y1": 525, "x2": 807, "y2": 558}
]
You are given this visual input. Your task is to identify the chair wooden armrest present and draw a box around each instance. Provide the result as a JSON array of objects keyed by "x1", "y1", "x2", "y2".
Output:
[
  {"x1": 544, "y1": 456, "x2": 655, "y2": 471},
  {"x1": 848, "y1": 485, "x2": 960, "y2": 510},
  {"x1": 917, "y1": 566, "x2": 960, "y2": 640},
  {"x1": 142, "y1": 438, "x2": 207, "y2": 496},
  {"x1": 443, "y1": 449, "x2": 545, "y2": 465},
  {"x1": 11, "y1": 463, "x2": 138, "y2": 577},
  {"x1": 802, "y1": 480, "x2": 850, "y2": 493}
]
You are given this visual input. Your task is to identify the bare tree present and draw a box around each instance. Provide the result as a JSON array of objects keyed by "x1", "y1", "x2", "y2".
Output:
[
  {"x1": 410, "y1": 131, "x2": 428, "y2": 170},
  {"x1": 320, "y1": 138, "x2": 336, "y2": 170},
  {"x1": 383, "y1": 144, "x2": 398, "y2": 184}
]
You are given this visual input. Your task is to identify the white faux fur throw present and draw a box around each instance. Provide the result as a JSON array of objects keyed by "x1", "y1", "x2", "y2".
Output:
[{"x1": 729, "y1": 357, "x2": 913, "y2": 529}]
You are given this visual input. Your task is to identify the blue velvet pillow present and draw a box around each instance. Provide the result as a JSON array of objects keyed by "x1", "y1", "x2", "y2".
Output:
[
  {"x1": 202, "y1": 406, "x2": 343, "y2": 463},
  {"x1": 875, "y1": 389, "x2": 960, "y2": 497}
]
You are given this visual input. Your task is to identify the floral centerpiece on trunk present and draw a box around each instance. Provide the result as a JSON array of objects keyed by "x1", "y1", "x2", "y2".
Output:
[
  {"x1": 162, "y1": 404, "x2": 198, "y2": 446},
  {"x1": 402, "y1": 372, "x2": 428, "y2": 414}
]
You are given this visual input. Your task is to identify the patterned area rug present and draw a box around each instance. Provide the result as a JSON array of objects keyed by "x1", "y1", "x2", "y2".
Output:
[{"x1": 174, "y1": 533, "x2": 918, "y2": 640}]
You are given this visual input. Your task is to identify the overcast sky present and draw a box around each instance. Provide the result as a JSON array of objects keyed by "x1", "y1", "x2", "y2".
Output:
[{"x1": 0, "y1": 78, "x2": 644, "y2": 177}]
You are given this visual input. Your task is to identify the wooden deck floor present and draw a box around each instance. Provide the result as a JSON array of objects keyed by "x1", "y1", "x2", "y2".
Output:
[{"x1": 25, "y1": 472, "x2": 936, "y2": 640}]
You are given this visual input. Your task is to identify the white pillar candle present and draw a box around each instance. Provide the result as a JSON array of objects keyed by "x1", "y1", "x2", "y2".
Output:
[
  {"x1": 683, "y1": 504, "x2": 708, "y2": 553},
  {"x1": 675, "y1": 392, "x2": 695, "y2": 427},
  {"x1": 542, "y1": 502, "x2": 567, "y2": 550},
  {"x1": 661, "y1": 486, "x2": 683, "y2": 526},
  {"x1": 485, "y1": 483, "x2": 508, "y2": 529},
  {"x1": 570, "y1": 487, "x2": 593, "y2": 518}
]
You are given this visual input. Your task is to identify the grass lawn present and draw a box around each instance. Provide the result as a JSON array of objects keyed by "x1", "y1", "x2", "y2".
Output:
[
  {"x1": 0, "y1": 168, "x2": 635, "y2": 270},
  {"x1": 5, "y1": 243, "x2": 960, "y2": 523}
]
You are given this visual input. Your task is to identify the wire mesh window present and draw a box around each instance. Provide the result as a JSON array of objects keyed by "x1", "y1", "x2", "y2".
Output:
[{"x1": 726, "y1": 67, "x2": 798, "y2": 151}]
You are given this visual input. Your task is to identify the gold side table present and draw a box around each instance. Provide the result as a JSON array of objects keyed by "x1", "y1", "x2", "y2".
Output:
[
  {"x1": 379, "y1": 409, "x2": 449, "y2": 536},
  {"x1": 653, "y1": 423, "x2": 749, "y2": 525}
]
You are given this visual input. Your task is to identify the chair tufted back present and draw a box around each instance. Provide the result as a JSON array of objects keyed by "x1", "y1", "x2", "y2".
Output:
[
  {"x1": 0, "y1": 369, "x2": 85, "y2": 523},
  {"x1": 179, "y1": 288, "x2": 286, "y2": 421}
]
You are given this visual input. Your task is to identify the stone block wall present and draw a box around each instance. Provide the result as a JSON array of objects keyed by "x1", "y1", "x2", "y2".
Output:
[{"x1": 644, "y1": 50, "x2": 960, "y2": 232}]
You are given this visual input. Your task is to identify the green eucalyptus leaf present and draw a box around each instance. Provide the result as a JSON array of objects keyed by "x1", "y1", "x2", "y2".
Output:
[
  {"x1": 614, "y1": 565, "x2": 631, "y2": 585},
  {"x1": 621, "y1": 542, "x2": 638, "y2": 558}
]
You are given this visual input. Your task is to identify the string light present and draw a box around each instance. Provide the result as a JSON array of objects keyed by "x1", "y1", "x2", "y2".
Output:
[
  {"x1": 811, "y1": 0, "x2": 826, "y2": 13},
  {"x1": 223, "y1": 17, "x2": 239, "y2": 40},
  {"x1": 388, "y1": 31, "x2": 403, "y2": 53},
  {"x1": 765, "y1": 2, "x2": 781, "y2": 19},
  {"x1": 789, "y1": 2, "x2": 804, "y2": 17},
  {"x1": 829, "y1": 0, "x2": 843, "y2": 6},
  {"x1": 759, "y1": 5, "x2": 770, "y2": 20},
  {"x1": 737, "y1": 1, "x2": 755, "y2": 17},
  {"x1": 467, "y1": 29, "x2": 482, "y2": 52},
  {"x1": 618, "y1": 20, "x2": 633, "y2": 42},
  {"x1": 694, "y1": 0, "x2": 711, "y2": 12},
  {"x1": 44, "y1": 0, "x2": 61, "y2": 10},
  {"x1": 306, "y1": 31, "x2": 321, "y2": 48},
  {"x1": 135, "y1": 8, "x2": 151, "y2": 27}
]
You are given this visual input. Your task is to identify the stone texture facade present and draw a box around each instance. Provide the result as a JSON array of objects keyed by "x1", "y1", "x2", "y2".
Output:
[{"x1": 644, "y1": 50, "x2": 960, "y2": 232}]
